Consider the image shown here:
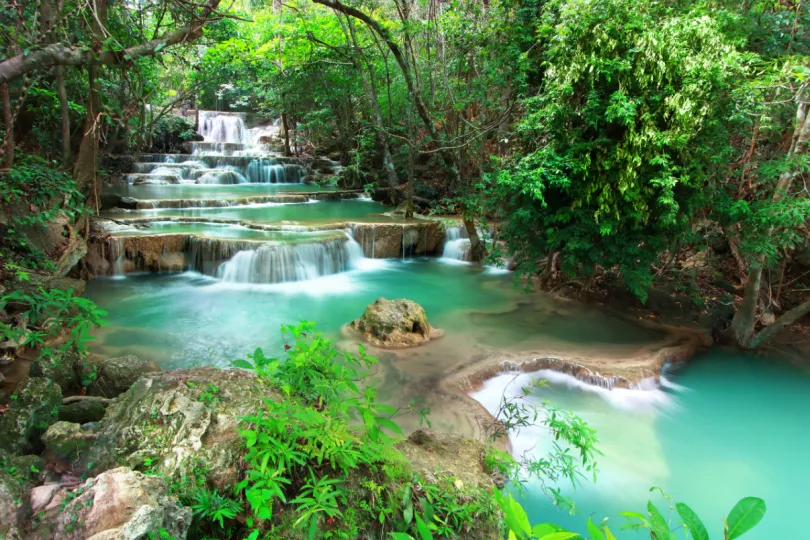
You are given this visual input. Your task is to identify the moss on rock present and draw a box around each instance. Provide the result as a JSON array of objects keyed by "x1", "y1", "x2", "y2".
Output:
[{"x1": 349, "y1": 297, "x2": 444, "y2": 348}]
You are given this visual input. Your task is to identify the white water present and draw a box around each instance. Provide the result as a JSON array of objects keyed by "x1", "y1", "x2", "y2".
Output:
[
  {"x1": 442, "y1": 225, "x2": 471, "y2": 262},
  {"x1": 216, "y1": 234, "x2": 364, "y2": 284},
  {"x1": 199, "y1": 111, "x2": 251, "y2": 145}
]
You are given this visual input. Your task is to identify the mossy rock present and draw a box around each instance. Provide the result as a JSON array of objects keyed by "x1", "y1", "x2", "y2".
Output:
[
  {"x1": 349, "y1": 298, "x2": 444, "y2": 348},
  {"x1": 85, "y1": 368, "x2": 278, "y2": 490},
  {"x1": 41, "y1": 421, "x2": 96, "y2": 472},
  {"x1": 29, "y1": 346, "x2": 82, "y2": 393},
  {"x1": 82, "y1": 355, "x2": 163, "y2": 397},
  {"x1": 0, "y1": 452, "x2": 45, "y2": 537},
  {"x1": 58, "y1": 399, "x2": 107, "y2": 424},
  {"x1": 0, "y1": 378, "x2": 61, "y2": 455}
]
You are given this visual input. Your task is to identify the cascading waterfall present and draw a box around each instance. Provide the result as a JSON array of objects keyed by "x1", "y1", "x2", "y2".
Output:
[
  {"x1": 442, "y1": 225, "x2": 471, "y2": 261},
  {"x1": 217, "y1": 235, "x2": 363, "y2": 284}
]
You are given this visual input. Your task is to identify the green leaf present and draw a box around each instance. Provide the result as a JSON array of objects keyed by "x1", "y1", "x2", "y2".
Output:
[
  {"x1": 587, "y1": 517, "x2": 605, "y2": 540},
  {"x1": 375, "y1": 416, "x2": 403, "y2": 434},
  {"x1": 676, "y1": 503, "x2": 709, "y2": 540},
  {"x1": 307, "y1": 514, "x2": 318, "y2": 540},
  {"x1": 414, "y1": 514, "x2": 432, "y2": 540},
  {"x1": 726, "y1": 497, "x2": 766, "y2": 540},
  {"x1": 538, "y1": 533, "x2": 579, "y2": 540},
  {"x1": 647, "y1": 501, "x2": 671, "y2": 540},
  {"x1": 389, "y1": 534, "x2": 413, "y2": 540},
  {"x1": 155, "y1": 42, "x2": 166, "y2": 53},
  {"x1": 531, "y1": 523, "x2": 565, "y2": 537},
  {"x1": 232, "y1": 359, "x2": 254, "y2": 370}
]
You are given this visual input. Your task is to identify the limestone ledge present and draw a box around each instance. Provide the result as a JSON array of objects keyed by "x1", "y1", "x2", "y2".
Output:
[
  {"x1": 85, "y1": 219, "x2": 447, "y2": 275},
  {"x1": 101, "y1": 190, "x2": 367, "y2": 210}
]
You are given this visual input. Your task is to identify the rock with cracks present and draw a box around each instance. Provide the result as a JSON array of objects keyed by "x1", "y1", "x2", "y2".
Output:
[{"x1": 29, "y1": 467, "x2": 191, "y2": 540}]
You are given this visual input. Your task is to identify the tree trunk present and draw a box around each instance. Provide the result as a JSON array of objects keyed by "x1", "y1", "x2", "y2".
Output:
[
  {"x1": 1, "y1": 83, "x2": 12, "y2": 168},
  {"x1": 730, "y1": 93, "x2": 809, "y2": 347},
  {"x1": 55, "y1": 67, "x2": 71, "y2": 168},
  {"x1": 73, "y1": 0, "x2": 107, "y2": 210},
  {"x1": 281, "y1": 112, "x2": 291, "y2": 156}
]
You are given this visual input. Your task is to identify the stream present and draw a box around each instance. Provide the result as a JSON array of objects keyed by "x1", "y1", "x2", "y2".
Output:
[{"x1": 86, "y1": 112, "x2": 805, "y2": 538}]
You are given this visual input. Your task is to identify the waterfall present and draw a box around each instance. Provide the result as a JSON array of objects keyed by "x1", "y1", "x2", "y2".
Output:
[
  {"x1": 108, "y1": 238, "x2": 126, "y2": 276},
  {"x1": 246, "y1": 161, "x2": 304, "y2": 184},
  {"x1": 198, "y1": 112, "x2": 250, "y2": 144},
  {"x1": 217, "y1": 237, "x2": 363, "y2": 284},
  {"x1": 442, "y1": 225, "x2": 471, "y2": 262}
]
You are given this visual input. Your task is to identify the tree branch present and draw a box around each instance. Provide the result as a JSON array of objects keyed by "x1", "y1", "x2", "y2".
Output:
[{"x1": 0, "y1": 0, "x2": 222, "y2": 85}]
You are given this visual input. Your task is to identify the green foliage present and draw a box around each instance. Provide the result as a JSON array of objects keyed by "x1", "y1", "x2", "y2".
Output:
[
  {"x1": 190, "y1": 488, "x2": 244, "y2": 531},
  {"x1": 0, "y1": 285, "x2": 107, "y2": 356},
  {"x1": 0, "y1": 155, "x2": 88, "y2": 271},
  {"x1": 489, "y1": 0, "x2": 746, "y2": 300}
]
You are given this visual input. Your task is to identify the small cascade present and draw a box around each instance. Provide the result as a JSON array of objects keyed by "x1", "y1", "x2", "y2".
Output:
[
  {"x1": 246, "y1": 160, "x2": 304, "y2": 184},
  {"x1": 195, "y1": 170, "x2": 247, "y2": 185},
  {"x1": 217, "y1": 236, "x2": 363, "y2": 284},
  {"x1": 371, "y1": 225, "x2": 376, "y2": 259},
  {"x1": 108, "y1": 238, "x2": 126, "y2": 275},
  {"x1": 442, "y1": 225, "x2": 471, "y2": 262}
]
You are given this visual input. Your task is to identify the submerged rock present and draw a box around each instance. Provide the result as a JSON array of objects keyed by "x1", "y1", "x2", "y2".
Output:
[
  {"x1": 83, "y1": 355, "x2": 163, "y2": 398},
  {"x1": 0, "y1": 378, "x2": 61, "y2": 455},
  {"x1": 349, "y1": 298, "x2": 443, "y2": 348},
  {"x1": 29, "y1": 467, "x2": 191, "y2": 540}
]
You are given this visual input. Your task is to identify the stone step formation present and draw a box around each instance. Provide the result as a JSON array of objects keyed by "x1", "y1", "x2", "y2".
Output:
[{"x1": 94, "y1": 112, "x2": 472, "y2": 283}]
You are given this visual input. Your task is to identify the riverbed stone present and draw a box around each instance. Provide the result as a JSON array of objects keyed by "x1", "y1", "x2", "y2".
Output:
[
  {"x1": 83, "y1": 355, "x2": 163, "y2": 397},
  {"x1": 29, "y1": 467, "x2": 191, "y2": 540},
  {"x1": 0, "y1": 378, "x2": 62, "y2": 455},
  {"x1": 349, "y1": 298, "x2": 443, "y2": 348},
  {"x1": 398, "y1": 429, "x2": 492, "y2": 490}
]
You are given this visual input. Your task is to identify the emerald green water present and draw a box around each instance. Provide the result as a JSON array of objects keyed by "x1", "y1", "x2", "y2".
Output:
[
  {"x1": 106, "y1": 183, "x2": 338, "y2": 200},
  {"x1": 85, "y1": 258, "x2": 806, "y2": 538},
  {"x1": 102, "y1": 199, "x2": 393, "y2": 224},
  {"x1": 472, "y1": 353, "x2": 807, "y2": 539}
]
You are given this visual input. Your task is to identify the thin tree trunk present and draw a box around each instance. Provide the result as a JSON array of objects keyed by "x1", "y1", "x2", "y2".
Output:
[
  {"x1": 1, "y1": 83, "x2": 12, "y2": 168},
  {"x1": 281, "y1": 112, "x2": 291, "y2": 156},
  {"x1": 342, "y1": 16, "x2": 400, "y2": 192},
  {"x1": 55, "y1": 67, "x2": 71, "y2": 168}
]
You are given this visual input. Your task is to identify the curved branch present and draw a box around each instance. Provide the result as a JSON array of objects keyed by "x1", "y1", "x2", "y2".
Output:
[{"x1": 0, "y1": 0, "x2": 222, "y2": 85}]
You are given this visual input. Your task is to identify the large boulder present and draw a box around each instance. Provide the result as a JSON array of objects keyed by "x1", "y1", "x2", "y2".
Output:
[
  {"x1": 85, "y1": 368, "x2": 278, "y2": 489},
  {"x1": 349, "y1": 298, "x2": 443, "y2": 348},
  {"x1": 83, "y1": 355, "x2": 163, "y2": 397},
  {"x1": 30, "y1": 467, "x2": 191, "y2": 540},
  {"x1": 0, "y1": 378, "x2": 61, "y2": 455}
]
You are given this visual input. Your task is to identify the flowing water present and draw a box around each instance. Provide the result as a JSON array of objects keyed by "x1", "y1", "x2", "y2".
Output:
[
  {"x1": 471, "y1": 353, "x2": 808, "y2": 539},
  {"x1": 92, "y1": 113, "x2": 805, "y2": 538}
]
